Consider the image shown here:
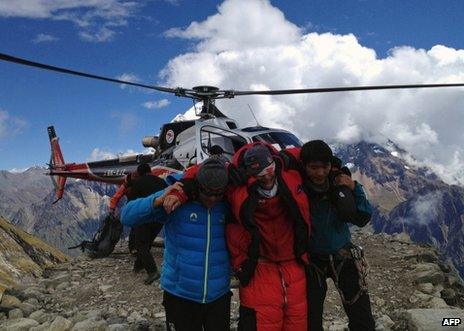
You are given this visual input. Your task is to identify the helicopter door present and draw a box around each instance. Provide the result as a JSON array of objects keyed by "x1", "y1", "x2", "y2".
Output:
[{"x1": 196, "y1": 125, "x2": 248, "y2": 163}]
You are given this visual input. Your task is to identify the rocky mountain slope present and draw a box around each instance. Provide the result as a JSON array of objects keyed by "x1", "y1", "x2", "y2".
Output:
[
  {"x1": 0, "y1": 216, "x2": 68, "y2": 298},
  {"x1": 0, "y1": 228, "x2": 463, "y2": 331},
  {"x1": 336, "y1": 142, "x2": 464, "y2": 279},
  {"x1": 0, "y1": 167, "x2": 116, "y2": 254}
]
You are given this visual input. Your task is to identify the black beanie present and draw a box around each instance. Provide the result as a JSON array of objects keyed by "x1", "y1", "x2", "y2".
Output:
[
  {"x1": 300, "y1": 140, "x2": 333, "y2": 164},
  {"x1": 331, "y1": 156, "x2": 342, "y2": 169},
  {"x1": 196, "y1": 158, "x2": 228, "y2": 191},
  {"x1": 137, "y1": 163, "x2": 151, "y2": 176},
  {"x1": 243, "y1": 145, "x2": 273, "y2": 176}
]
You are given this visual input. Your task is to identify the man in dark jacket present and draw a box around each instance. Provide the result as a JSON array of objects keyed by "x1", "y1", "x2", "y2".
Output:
[
  {"x1": 296, "y1": 140, "x2": 375, "y2": 331},
  {"x1": 128, "y1": 163, "x2": 167, "y2": 284}
]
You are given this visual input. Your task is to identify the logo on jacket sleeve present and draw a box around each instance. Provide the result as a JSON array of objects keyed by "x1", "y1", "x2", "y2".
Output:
[{"x1": 190, "y1": 213, "x2": 198, "y2": 222}]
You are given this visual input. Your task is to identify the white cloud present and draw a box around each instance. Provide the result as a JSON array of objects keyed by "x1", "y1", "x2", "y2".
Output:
[
  {"x1": 0, "y1": 109, "x2": 28, "y2": 140},
  {"x1": 86, "y1": 148, "x2": 137, "y2": 162},
  {"x1": 397, "y1": 191, "x2": 444, "y2": 225},
  {"x1": 160, "y1": 0, "x2": 464, "y2": 185},
  {"x1": 0, "y1": 0, "x2": 140, "y2": 42},
  {"x1": 116, "y1": 73, "x2": 141, "y2": 89},
  {"x1": 78, "y1": 27, "x2": 115, "y2": 43},
  {"x1": 142, "y1": 99, "x2": 170, "y2": 109},
  {"x1": 164, "y1": 0, "x2": 300, "y2": 52},
  {"x1": 32, "y1": 33, "x2": 58, "y2": 43}
]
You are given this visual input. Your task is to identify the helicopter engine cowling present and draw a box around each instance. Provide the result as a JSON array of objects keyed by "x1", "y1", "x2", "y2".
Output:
[{"x1": 142, "y1": 136, "x2": 159, "y2": 148}]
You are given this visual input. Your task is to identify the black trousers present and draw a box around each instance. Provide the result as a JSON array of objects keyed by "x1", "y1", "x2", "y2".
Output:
[
  {"x1": 132, "y1": 222, "x2": 163, "y2": 274},
  {"x1": 308, "y1": 255, "x2": 375, "y2": 331},
  {"x1": 163, "y1": 291, "x2": 231, "y2": 331}
]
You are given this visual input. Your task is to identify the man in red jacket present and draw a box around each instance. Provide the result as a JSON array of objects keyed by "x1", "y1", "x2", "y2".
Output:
[{"x1": 226, "y1": 143, "x2": 311, "y2": 331}]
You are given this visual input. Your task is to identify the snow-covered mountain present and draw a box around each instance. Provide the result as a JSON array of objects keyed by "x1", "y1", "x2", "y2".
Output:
[{"x1": 335, "y1": 142, "x2": 464, "y2": 279}]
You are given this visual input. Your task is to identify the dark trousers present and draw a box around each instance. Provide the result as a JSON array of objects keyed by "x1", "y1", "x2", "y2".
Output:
[
  {"x1": 308, "y1": 255, "x2": 375, "y2": 331},
  {"x1": 132, "y1": 222, "x2": 163, "y2": 274},
  {"x1": 128, "y1": 228, "x2": 137, "y2": 253},
  {"x1": 163, "y1": 291, "x2": 231, "y2": 331}
]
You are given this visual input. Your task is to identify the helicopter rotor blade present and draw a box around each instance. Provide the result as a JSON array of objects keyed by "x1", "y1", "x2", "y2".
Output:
[
  {"x1": 229, "y1": 83, "x2": 464, "y2": 96},
  {"x1": 0, "y1": 52, "x2": 178, "y2": 94},
  {"x1": 3, "y1": 52, "x2": 464, "y2": 100}
]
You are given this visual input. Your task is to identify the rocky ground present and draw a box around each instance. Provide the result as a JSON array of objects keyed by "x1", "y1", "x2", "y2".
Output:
[{"x1": 1, "y1": 228, "x2": 464, "y2": 331}]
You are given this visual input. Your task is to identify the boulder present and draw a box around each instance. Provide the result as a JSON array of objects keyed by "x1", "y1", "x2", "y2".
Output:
[
  {"x1": 326, "y1": 321, "x2": 348, "y2": 331},
  {"x1": 20, "y1": 302, "x2": 35, "y2": 317},
  {"x1": 30, "y1": 322, "x2": 51, "y2": 331},
  {"x1": 71, "y1": 318, "x2": 108, "y2": 331},
  {"x1": 49, "y1": 316, "x2": 73, "y2": 331},
  {"x1": 85, "y1": 309, "x2": 103, "y2": 321},
  {"x1": 29, "y1": 309, "x2": 48, "y2": 324},
  {"x1": 0, "y1": 294, "x2": 22, "y2": 309},
  {"x1": 417, "y1": 283, "x2": 434, "y2": 294},
  {"x1": 405, "y1": 308, "x2": 464, "y2": 331},
  {"x1": 127, "y1": 311, "x2": 143, "y2": 323},
  {"x1": 0, "y1": 318, "x2": 39, "y2": 331},
  {"x1": 375, "y1": 314, "x2": 395, "y2": 330},
  {"x1": 23, "y1": 288, "x2": 45, "y2": 302},
  {"x1": 412, "y1": 290, "x2": 433, "y2": 302},
  {"x1": 414, "y1": 270, "x2": 445, "y2": 285},
  {"x1": 24, "y1": 298, "x2": 40, "y2": 307},
  {"x1": 108, "y1": 324, "x2": 128, "y2": 331},
  {"x1": 8, "y1": 308, "x2": 24, "y2": 319},
  {"x1": 427, "y1": 297, "x2": 449, "y2": 309},
  {"x1": 413, "y1": 263, "x2": 440, "y2": 273},
  {"x1": 416, "y1": 252, "x2": 439, "y2": 263}
]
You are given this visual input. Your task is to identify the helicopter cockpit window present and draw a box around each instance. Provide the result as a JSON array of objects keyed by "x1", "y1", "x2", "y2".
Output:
[
  {"x1": 252, "y1": 132, "x2": 302, "y2": 150},
  {"x1": 200, "y1": 126, "x2": 247, "y2": 158}
]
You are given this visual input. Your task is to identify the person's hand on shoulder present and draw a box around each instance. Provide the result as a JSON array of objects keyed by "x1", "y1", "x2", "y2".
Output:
[
  {"x1": 152, "y1": 182, "x2": 185, "y2": 213},
  {"x1": 334, "y1": 174, "x2": 355, "y2": 191},
  {"x1": 163, "y1": 195, "x2": 182, "y2": 214}
]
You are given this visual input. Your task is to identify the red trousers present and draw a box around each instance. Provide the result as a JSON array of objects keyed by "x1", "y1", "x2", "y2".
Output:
[{"x1": 239, "y1": 260, "x2": 307, "y2": 331}]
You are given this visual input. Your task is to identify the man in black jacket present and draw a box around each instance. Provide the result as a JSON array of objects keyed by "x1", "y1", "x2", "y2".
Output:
[{"x1": 128, "y1": 163, "x2": 167, "y2": 284}]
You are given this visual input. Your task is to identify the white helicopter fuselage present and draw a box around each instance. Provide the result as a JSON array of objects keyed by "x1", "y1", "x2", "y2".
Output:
[{"x1": 159, "y1": 115, "x2": 302, "y2": 170}]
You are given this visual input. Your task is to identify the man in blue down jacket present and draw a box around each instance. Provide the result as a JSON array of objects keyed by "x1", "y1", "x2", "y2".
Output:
[{"x1": 121, "y1": 158, "x2": 231, "y2": 331}]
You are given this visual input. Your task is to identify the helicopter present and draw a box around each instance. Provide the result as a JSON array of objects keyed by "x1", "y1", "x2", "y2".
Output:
[{"x1": 1, "y1": 52, "x2": 464, "y2": 202}]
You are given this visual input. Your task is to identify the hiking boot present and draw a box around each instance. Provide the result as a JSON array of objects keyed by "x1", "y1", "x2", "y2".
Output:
[
  {"x1": 144, "y1": 271, "x2": 160, "y2": 285},
  {"x1": 133, "y1": 265, "x2": 144, "y2": 274}
]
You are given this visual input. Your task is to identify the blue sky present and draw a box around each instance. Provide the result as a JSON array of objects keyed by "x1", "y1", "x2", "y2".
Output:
[{"x1": 1, "y1": 0, "x2": 464, "y2": 183}]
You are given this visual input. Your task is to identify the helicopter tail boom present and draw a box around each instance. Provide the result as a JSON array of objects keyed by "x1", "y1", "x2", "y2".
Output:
[{"x1": 47, "y1": 126, "x2": 67, "y2": 203}]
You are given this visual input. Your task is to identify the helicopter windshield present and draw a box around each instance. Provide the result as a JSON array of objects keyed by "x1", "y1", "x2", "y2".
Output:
[{"x1": 252, "y1": 132, "x2": 302, "y2": 150}]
